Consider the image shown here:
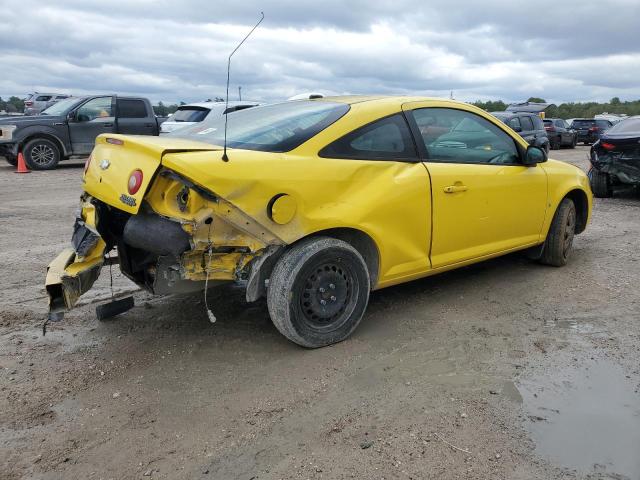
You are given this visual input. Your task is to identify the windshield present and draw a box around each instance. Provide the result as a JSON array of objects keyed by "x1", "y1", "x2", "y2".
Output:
[
  {"x1": 607, "y1": 118, "x2": 640, "y2": 135},
  {"x1": 40, "y1": 97, "x2": 81, "y2": 116},
  {"x1": 171, "y1": 101, "x2": 350, "y2": 152}
]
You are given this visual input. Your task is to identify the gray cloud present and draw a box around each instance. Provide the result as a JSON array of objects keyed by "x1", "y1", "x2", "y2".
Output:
[{"x1": 1, "y1": 0, "x2": 639, "y2": 104}]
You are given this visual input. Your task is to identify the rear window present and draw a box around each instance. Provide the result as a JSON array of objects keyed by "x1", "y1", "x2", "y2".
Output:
[
  {"x1": 595, "y1": 120, "x2": 611, "y2": 129},
  {"x1": 117, "y1": 99, "x2": 148, "y2": 118},
  {"x1": 572, "y1": 120, "x2": 595, "y2": 127},
  {"x1": 172, "y1": 107, "x2": 211, "y2": 123},
  {"x1": 544, "y1": 120, "x2": 553, "y2": 126},
  {"x1": 607, "y1": 118, "x2": 640, "y2": 134},
  {"x1": 173, "y1": 101, "x2": 350, "y2": 153},
  {"x1": 36, "y1": 95, "x2": 52, "y2": 101}
]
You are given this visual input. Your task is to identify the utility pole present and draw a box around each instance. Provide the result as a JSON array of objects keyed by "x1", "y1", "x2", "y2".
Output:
[{"x1": 238, "y1": 86, "x2": 242, "y2": 101}]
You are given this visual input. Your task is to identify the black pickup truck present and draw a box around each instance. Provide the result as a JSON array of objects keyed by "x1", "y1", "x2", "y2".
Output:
[{"x1": 0, "y1": 95, "x2": 166, "y2": 169}]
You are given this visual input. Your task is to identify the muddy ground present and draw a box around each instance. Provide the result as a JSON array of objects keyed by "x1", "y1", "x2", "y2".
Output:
[{"x1": 1, "y1": 147, "x2": 639, "y2": 480}]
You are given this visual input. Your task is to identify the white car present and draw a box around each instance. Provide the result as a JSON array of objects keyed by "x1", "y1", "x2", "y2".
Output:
[{"x1": 160, "y1": 101, "x2": 262, "y2": 134}]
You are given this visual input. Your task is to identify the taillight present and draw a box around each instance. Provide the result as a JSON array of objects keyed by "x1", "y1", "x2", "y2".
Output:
[
  {"x1": 127, "y1": 169, "x2": 143, "y2": 195},
  {"x1": 84, "y1": 152, "x2": 93, "y2": 175},
  {"x1": 25, "y1": 101, "x2": 33, "y2": 107},
  {"x1": 589, "y1": 127, "x2": 598, "y2": 132},
  {"x1": 601, "y1": 142, "x2": 616, "y2": 151},
  {"x1": 545, "y1": 126, "x2": 555, "y2": 131}
]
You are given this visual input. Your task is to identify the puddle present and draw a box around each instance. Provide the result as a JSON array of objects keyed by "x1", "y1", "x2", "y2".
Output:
[{"x1": 519, "y1": 359, "x2": 640, "y2": 478}]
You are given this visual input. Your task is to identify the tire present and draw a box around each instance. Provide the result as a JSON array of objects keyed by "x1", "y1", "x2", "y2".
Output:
[
  {"x1": 590, "y1": 169, "x2": 612, "y2": 198},
  {"x1": 543, "y1": 143, "x2": 550, "y2": 154},
  {"x1": 267, "y1": 237, "x2": 370, "y2": 348},
  {"x1": 4, "y1": 155, "x2": 17, "y2": 166},
  {"x1": 23, "y1": 138, "x2": 60, "y2": 170},
  {"x1": 550, "y1": 137, "x2": 560, "y2": 150},
  {"x1": 570, "y1": 136, "x2": 577, "y2": 149},
  {"x1": 539, "y1": 198, "x2": 576, "y2": 267}
]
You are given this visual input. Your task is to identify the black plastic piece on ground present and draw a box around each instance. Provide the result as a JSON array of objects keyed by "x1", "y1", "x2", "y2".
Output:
[{"x1": 96, "y1": 296, "x2": 134, "y2": 321}]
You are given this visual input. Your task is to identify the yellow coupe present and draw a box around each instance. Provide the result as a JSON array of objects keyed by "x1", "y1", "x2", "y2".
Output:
[{"x1": 46, "y1": 97, "x2": 592, "y2": 347}]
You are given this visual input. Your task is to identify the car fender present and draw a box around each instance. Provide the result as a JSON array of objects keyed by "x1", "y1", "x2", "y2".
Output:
[
  {"x1": 540, "y1": 160, "x2": 592, "y2": 237},
  {"x1": 15, "y1": 126, "x2": 70, "y2": 156}
]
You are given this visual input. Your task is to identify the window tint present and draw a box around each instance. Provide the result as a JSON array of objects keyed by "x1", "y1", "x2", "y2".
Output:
[
  {"x1": 410, "y1": 108, "x2": 520, "y2": 165},
  {"x1": 555, "y1": 120, "x2": 565, "y2": 128},
  {"x1": 76, "y1": 97, "x2": 113, "y2": 122},
  {"x1": 508, "y1": 117, "x2": 521, "y2": 130},
  {"x1": 572, "y1": 120, "x2": 595, "y2": 127},
  {"x1": 319, "y1": 114, "x2": 416, "y2": 160},
  {"x1": 117, "y1": 99, "x2": 147, "y2": 118},
  {"x1": 520, "y1": 116, "x2": 534, "y2": 131},
  {"x1": 532, "y1": 116, "x2": 544, "y2": 130},
  {"x1": 174, "y1": 101, "x2": 350, "y2": 153},
  {"x1": 172, "y1": 107, "x2": 210, "y2": 122},
  {"x1": 595, "y1": 120, "x2": 612, "y2": 129},
  {"x1": 36, "y1": 95, "x2": 52, "y2": 101}
]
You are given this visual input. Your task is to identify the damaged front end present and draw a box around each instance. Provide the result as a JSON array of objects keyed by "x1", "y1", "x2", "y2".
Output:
[
  {"x1": 591, "y1": 142, "x2": 640, "y2": 185},
  {"x1": 46, "y1": 168, "x2": 286, "y2": 318}
]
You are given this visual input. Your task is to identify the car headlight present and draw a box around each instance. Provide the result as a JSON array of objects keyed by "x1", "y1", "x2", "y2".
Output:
[{"x1": 0, "y1": 125, "x2": 17, "y2": 141}]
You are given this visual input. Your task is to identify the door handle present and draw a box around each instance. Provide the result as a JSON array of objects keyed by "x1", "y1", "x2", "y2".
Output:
[
  {"x1": 144, "y1": 123, "x2": 154, "y2": 127},
  {"x1": 444, "y1": 184, "x2": 468, "y2": 194},
  {"x1": 102, "y1": 123, "x2": 114, "y2": 127}
]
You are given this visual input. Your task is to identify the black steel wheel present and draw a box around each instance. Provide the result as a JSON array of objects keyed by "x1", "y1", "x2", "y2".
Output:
[
  {"x1": 24, "y1": 138, "x2": 60, "y2": 170},
  {"x1": 267, "y1": 237, "x2": 370, "y2": 348}
]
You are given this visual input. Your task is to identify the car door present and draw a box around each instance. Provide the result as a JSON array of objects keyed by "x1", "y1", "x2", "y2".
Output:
[
  {"x1": 404, "y1": 105, "x2": 548, "y2": 268},
  {"x1": 69, "y1": 96, "x2": 116, "y2": 155}
]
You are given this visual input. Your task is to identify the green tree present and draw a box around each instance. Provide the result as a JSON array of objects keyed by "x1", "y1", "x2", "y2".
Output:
[
  {"x1": 527, "y1": 97, "x2": 547, "y2": 103},
  {"x1": 8, "y1": 96, "x2": 24, "y2": 113}
]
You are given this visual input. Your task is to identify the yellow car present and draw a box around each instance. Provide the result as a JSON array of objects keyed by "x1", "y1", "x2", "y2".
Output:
[{"x1": 46, "y1": 97, "x2": 592, "y2": 347}]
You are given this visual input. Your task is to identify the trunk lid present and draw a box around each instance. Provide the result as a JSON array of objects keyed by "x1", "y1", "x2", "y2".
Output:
[{"x1": 84, "y1": 134, "x2": 219, "y2": 214}]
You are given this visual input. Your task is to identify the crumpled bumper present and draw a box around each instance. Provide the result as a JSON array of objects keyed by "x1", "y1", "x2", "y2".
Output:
[{"x1": 45, "y1": 199, "x2": 106, "y2": 314}]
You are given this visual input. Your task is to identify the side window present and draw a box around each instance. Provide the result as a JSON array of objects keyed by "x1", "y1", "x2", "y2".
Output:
[
  {"x1": 36, "y1": 95, "x2": 52, "y2": 102},
  {"x1": 508, "y1": 117, "x2": 521, "y2": 130},
  {"x1": 410, "y1": 108, "x2": 520, "y2": 165},
  {"x1": 319, "y1": 114, "x2": 417, "y2": 160},
  {"x1": 532, "y1": 116, "x2": 544, "y2": 130},
  {"x1": 76, "y1": 97, "x2": 113, "y2": 122},
  {"x1": 520, "y1": 116, "x2": 534, "y2": 131},
  {"x1": 117, "y1": 99, "x2": 147, "y2": 118}
]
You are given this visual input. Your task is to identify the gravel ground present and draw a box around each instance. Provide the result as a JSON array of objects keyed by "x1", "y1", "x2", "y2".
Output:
[{"x1": 1, "y1": 148, "x2": 639, "y2": 480}]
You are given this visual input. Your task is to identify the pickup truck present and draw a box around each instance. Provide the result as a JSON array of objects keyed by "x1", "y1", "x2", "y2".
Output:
[{"x1": 0, "y1": 95, "x2": 166, "y2": 169}]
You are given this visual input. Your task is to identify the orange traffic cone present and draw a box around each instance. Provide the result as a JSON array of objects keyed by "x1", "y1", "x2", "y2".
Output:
[{"x1": 15, "y1": 152, "x2": 30, "y2": 174}]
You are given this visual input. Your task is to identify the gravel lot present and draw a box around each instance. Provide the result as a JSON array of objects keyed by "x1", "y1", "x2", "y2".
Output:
[{"x1": 1, "y1": 147, "x2": 639, "y2": 480}]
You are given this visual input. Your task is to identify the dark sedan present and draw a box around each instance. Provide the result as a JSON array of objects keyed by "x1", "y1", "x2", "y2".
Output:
[
  {"x1": 543, "y1": 118, "x2": 577, "y2": 149},
  {"x1": 589, "y1": 116, "x2": 640, "y2": 197},
  {"x1": 571, "y1": 118, "x2": 613, "y2": 145}
]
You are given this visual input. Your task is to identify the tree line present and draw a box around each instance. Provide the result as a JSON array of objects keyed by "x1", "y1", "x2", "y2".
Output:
[
  {"x1": 472, "y1": 97, "x2": 640, "y2": 119},
  {"x1": 0, "y1": 96, "x2": 26, "y2": 113}
]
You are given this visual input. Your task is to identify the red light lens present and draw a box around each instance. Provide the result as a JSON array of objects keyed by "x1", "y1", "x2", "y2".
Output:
[
  {"x1": 601, "y1": 142, "x2": 615, "y2": 151},
  {"x1": 128, "y1": 170, "x2": 143, "y2": 194}
]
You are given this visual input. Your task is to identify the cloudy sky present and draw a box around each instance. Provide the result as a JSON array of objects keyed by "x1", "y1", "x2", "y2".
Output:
[{"x1": 1, "y1": 0, "x2": 639, "y2": 105}]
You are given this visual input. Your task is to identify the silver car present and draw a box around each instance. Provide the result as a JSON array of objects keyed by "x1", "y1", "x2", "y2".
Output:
[
  {"x1": 160, "y1": 100, "x2": 262, "y2": 134},
  {"x1": 24, "y1": 92, "x2": 71, "y2": 115}
]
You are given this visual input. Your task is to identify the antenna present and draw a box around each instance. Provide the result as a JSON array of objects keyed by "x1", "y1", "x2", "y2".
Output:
[{"x1": 222, "y1": 12, "x2": 264, "y2": 162}]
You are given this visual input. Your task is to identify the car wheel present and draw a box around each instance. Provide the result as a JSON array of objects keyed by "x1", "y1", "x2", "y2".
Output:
[
  {"x1": 24, "y1": 138, "x2": 60, "y2": 170},
  {"x1": 550, "y1": 138, "x2": 560, "y2": 150},
  {"x1": 590, "y1": 169, "x2": 612, "y2": 198},
  {"x1": 539, "y1": 198, "x2": 576, "y2": 267},
  {"x1": 4, "y1": 155, "x2": 17, "y2": 166},
  {"x1": 543, "y1": 143, "x2": 550, "y2": 154},
  {"x1": 267, "y1": 236, "x2": 370, "y2": 348},
  {"x1": 570, "y1": 136, "x2": 577, "y2": 149}
]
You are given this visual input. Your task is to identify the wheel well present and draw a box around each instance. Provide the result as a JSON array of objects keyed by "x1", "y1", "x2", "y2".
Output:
[
  {"x1": 565, "y1": 189, "x2": 589, "y2": 234},
  {"x1": 307, "y1": 228, "x2": 380, "y2": 288},
  {"x1": 21, "y1": 134, "x2": 66, "y2": 157}
]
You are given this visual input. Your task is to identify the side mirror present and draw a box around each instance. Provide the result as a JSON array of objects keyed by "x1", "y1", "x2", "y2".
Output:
[
  {"x1": 512, "y1": 125, "x2": 522, "y2": 133},
  {"x1": 67, "y1": 111, "x2": 76, "y2": 121},
  {"x1": 523, "y1": 145, "x2": 547, "y2": 166}
]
